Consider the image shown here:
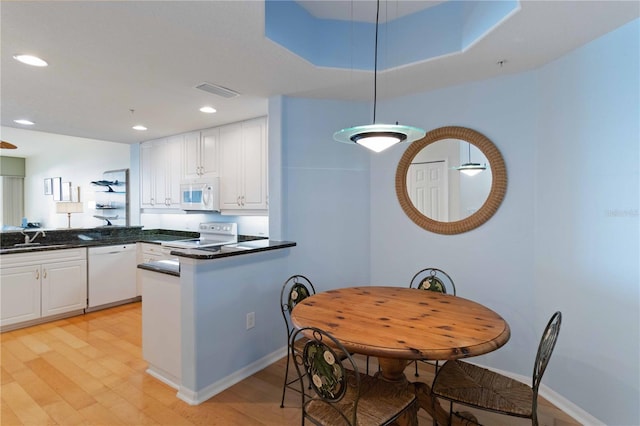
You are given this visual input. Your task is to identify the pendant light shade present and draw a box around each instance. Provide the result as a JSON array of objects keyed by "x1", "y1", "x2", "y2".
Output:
[
  {"x1": 456, "y1": 163, "x2": 487, "y2": 176},
  {"x1": 456, "y1": 143, "x2": 486, "y2": 176},
  {"x1": 333, "y1": 0, "x2": 425, "y2": 153},
  {"x1": 334, "y1": 124, "x2": 425, "y2": 153}
]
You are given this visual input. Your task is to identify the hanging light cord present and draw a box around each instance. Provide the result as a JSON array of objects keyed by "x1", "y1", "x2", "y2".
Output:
[{"x1": 373, "y1": 0, "x2": 380, "y2": 124}]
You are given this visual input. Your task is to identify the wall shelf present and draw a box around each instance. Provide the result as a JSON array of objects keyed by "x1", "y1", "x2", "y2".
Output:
[{"x1": 92, "y1": 169, "x2": 129, "y2": 226}]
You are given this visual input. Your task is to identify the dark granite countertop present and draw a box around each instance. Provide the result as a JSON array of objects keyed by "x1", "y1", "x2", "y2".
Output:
[
  {"x1": 138, "y1": 259, "x2": 181, "y2": 277},
  {"x1": 1, "y1": 226, "x2": 295, "y2": 269},
  {"x1": 136, "y1": 239, "x2": 296, "y2": 277},
  {"x1": 165, "y1": 239, "x2": 296, "y2": 260},
  {"x1": 0, "y1": 227, "x2": 266, "y2": 255}
]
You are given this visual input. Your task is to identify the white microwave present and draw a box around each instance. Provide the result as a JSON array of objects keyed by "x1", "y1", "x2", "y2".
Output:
[{"x1": 180, "y1": 178, "x2": 220, "y2": 211}]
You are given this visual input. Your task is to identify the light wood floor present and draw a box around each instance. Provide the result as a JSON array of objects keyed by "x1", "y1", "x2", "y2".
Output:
[{"x1": 1, "y1": 302, "x2": 580, "y2": 426}]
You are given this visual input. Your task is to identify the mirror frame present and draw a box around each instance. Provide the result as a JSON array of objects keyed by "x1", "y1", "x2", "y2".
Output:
[{"x1": 395, "y1": 126, "x2": 507, "y2": 234}]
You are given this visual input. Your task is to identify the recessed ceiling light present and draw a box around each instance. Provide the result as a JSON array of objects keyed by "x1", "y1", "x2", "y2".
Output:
[
  {"x1": 199, "y1": 106, "x2": 217, "y2": 114},
  {"x1": 14, "y1": 119, "x2": 35, "y2": 125},
  {"x1": 13, "y1": 54, "x2": 48, "y2": 67},
  {"x1": 132, "y1": 125, "x2": 147, "y2": 131}
]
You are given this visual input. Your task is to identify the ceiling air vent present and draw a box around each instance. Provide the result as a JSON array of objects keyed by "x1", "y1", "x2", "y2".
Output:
[{"x1": 195, "y1": 82, "x2": 240, "y2": 99}]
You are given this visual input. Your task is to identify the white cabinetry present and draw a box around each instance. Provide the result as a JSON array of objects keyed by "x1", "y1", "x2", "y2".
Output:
[
  {"x1": 41, "y1": 259, "x2": 87, "y2": 317},
  {"x1": 0, "y1": 248, "x2": 87, "y2": 329},
  {"x1": 182, "y1": 129, "x2": 219, "y2": 180},
  {"x1": 136, "y1": 243, "x2": 177, "y2": 296},
  {"x1": 140, "y1": 137, "x2": 182, "y2": 209},
  {"x1": 138, "y1": 243, "x2": 176, "y2": 263},
  {"x1": 0, "y1": 265, "x2": 41, "y2": 325},
  {"x1": 219, "y1": 117, "x2": 268, "y2": 214}
]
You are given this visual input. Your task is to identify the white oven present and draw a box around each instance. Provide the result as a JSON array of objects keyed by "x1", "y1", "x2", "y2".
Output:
[{"x1": 180, "y1": 178, "x2": 219, "y2": 211}]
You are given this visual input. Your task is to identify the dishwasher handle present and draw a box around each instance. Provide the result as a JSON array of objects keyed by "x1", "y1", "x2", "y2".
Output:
[{"x1": 89, "y1": 244, "x2": 137, "y2": 255}]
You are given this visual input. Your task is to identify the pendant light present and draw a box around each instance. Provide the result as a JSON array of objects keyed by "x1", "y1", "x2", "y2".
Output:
[
  {"x1": 333, "y1": 0, "x2": 425, "y2": 153},
  {"x1": 456, "y1": 142, "x2": 486, "y2": 176}
]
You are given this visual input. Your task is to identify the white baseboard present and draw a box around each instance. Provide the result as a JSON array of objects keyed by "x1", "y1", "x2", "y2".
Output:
[
  {"x1": 164, "y1": 346, "x2": 603, "y2": 425},
  {"x1": 176, "y1": 346, "x2": 288, "y2": 406},
  {"x1": 462, "y1": 360, "x2": 605, "y2": 425},
  {"x1": 146, "y1": 367, "x2": 180, "y2": 391}
]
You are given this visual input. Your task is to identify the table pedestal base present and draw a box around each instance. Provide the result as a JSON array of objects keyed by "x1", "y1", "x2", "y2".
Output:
[{"x1": 376, "y1": 357, "x2": 478, "y2": 426}]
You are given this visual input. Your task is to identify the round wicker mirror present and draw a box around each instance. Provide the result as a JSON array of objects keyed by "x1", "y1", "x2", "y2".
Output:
[{"x1": 395, "y1": 126, "x2": 507, "y2": 234}]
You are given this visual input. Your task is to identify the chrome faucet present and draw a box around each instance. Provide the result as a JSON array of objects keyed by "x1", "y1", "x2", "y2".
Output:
[{"x1": 22, "y1": 230, "x2": 46, "y2": 244}]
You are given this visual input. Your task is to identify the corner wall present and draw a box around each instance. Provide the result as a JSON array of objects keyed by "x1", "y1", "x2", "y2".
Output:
[
  {"x1": 534, "y1": 18, "x2": 639, "y2": 425},
  {"x1": 367, "y1": 18, "x2": 639, "y2": 425}
]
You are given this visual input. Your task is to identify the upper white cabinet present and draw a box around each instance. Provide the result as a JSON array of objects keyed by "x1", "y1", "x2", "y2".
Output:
[
  {"x1": 182, "y1": 129, "x2": 219, "y2": 180},
  {"x1": 219, "y1": 117, "x2": 268, "y2": 214},
  {"x1": 140, "y1": 116, "x2": 267, "y2": 215},
  {"x1": 140, "y1": 137, "x2": 182, "y2": 209}
]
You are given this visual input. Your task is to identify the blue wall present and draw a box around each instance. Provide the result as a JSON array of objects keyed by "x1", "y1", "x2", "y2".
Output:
[
  {"x1": 534, "y1": 19, "x2": 639, "y2": 424},
  {"x1": 276, "y1": 18, "x2": 639, "y2": 425},
  {"x1": 279, "y1": 98, "x2": 372, "y2": 290}
]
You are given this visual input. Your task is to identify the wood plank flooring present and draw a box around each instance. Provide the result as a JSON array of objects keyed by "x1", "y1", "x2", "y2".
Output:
[{"x1": 1, "y1": 302, "x2": 580, "y2": 426}]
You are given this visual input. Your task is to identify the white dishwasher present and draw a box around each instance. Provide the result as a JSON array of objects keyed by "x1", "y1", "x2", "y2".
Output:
[{"x1": 88, "y1": 244, "x2": 137, "y2": 310}]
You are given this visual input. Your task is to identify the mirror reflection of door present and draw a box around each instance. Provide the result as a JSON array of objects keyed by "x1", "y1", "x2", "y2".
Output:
[
  {"x1": 407, "y1": 160, "x2": 449, "y2": 221},
  {"x1": 405, "y1": 138, "x2": 491, "y2": 222}
]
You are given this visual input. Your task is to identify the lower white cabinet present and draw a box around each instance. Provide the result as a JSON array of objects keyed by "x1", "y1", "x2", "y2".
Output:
[
  {"x1": 1, "y1": 265, "x2": 41, "y2": 325},
  {"x1": 136, "y1": 243, "x2": 177, "y2": 296},
  {"x1": 0, "y1": 248, "x2": 87, "y2": 328},
  {"x1": 41, "y1": 260, "x2": 87, "y2": 317}
]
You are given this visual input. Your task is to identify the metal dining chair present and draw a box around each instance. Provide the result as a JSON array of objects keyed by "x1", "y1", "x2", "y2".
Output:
[
  {"x1": 280, "y1": 275, "x2": 372, "y2": 408},
  {"x1": 292, "y1": 326, "x2": 418, "y2": 425},
  {"x1": 280, "y1": 274, "x2": 317, "y2": 407},
  {"x1": 409, "y1": 267, "x2": 456, "y2": 378},
  {"x1": 431, "y1": 311, "x2": 562, "y2": 426}
]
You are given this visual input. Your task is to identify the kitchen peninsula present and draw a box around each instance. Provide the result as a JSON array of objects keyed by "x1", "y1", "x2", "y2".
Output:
[{"x1": 138, "y1": 238, "x2": 296, "y2": 405}]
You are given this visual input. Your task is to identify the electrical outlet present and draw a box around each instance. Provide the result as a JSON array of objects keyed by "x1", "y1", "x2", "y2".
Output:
[{"x1": 246, "y1": 312, "x2": 255, "y2": 330}]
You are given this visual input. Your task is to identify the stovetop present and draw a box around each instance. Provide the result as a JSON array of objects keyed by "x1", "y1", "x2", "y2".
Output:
[{"x1": 161, "y1": 222, "x2": 237, "y2": 249}]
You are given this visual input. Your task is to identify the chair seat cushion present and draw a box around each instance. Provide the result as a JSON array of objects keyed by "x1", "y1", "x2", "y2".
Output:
[
  {"x1": 432, "y1": 360, "x2": 533, "y2": 417},
  {"x1": 305, "y1": 370, "x2": 417, "y2": 425}
]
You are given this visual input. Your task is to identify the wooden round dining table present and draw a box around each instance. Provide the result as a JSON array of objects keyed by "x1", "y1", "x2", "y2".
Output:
[{"x1": 290, "y1": 286, "x2": 511, "y2": 425}]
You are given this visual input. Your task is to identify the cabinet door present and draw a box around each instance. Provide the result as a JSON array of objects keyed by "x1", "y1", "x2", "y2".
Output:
[
  {"x1": 200, "y1": 127, "x2": 219, "y2": 179},
  {"x1": 41, "y1": 260, "x2": 87, "y2": 317},
  {"x1": 164, "y1": 136, "x2": 182, "y2": 207},
  {"x1": 0, "y1": 265, "x2": 41, "y2": 326},
  {"x1": 182, "y1": 131, "x2": 202, "y2": 180},
  {"x1": 153, "y1": 139, "x2": 169, "y2": 207},
  {"x1": 219, "y1": 123, "x2": 243, "y2": 209},
  {"x1": 241, "y1": 118, "x2": 268, "y2": 210},
  {"x1": 140, "y1": 141, "x2": 156, "y2": 208}
]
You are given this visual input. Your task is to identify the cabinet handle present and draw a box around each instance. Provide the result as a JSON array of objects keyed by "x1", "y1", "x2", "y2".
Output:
[
  {"x1": 241, "y1": 195, "x2": 245, "y2": 206},
  {"x1": 237, "y1": 196, "x2": 241, "y2": 206},
  {"x1": 35, "y1": 269, "x2": 39, "y2": 280},
  {"x1": 150, "y1": 197, "x2": 155, "y2": 205},
  {"x1": 43, "y1": 268, "x2": 47, "y2": 279}
]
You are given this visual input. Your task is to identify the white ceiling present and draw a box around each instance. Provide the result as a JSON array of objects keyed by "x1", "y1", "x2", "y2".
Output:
[{"x1": 1, "y1": 1, "x2": 638, "y2": 157}]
